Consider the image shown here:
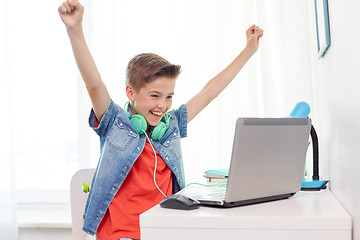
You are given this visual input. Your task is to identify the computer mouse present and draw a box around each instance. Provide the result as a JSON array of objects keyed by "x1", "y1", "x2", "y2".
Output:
[{"x1": 160, "y1": 194, "x2": 200, "y2": 210}]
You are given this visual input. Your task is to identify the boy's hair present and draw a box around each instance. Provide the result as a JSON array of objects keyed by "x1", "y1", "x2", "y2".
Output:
[{"x1": 126, "y1": 53, "x2": 181, "y2": 92}]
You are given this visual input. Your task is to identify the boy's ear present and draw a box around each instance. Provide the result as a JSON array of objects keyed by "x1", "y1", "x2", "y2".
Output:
[{"x1": 126, "y1": 85, "x2": 135, "y2": 101}]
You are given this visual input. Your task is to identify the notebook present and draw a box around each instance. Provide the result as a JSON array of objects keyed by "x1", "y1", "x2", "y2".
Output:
[{"x1": 181, "y1": 117, "x2": 312, "y2": 207}]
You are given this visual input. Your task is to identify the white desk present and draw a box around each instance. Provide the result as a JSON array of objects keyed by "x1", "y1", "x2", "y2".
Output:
[{"x1": 140, "y1": 189, "x2": 352, "y2": 240}]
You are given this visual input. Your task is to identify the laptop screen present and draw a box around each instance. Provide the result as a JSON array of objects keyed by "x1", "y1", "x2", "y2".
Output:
[{"x1": 225, "y1": 118, "x2": 311, "y2": 202}]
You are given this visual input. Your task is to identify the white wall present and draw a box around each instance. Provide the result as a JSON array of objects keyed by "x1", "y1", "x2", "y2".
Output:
[{"x1": 309, "y1": 0, "x2": 360, "y2": 239}]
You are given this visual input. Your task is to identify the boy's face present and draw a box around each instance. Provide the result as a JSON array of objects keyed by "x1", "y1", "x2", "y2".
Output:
[{"x1": 127, "y1": 76, "x2": 176, "y2": 127}]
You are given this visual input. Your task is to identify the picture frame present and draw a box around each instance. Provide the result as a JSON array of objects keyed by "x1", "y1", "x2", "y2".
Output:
[{"x1": 314, "y1": 0, "x2": 331, "y2": 58}]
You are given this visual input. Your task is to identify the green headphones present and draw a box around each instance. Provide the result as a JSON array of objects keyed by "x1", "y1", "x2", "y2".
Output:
[{"x1": 124, "y1": 102, "x2": 170, "y2": 141}]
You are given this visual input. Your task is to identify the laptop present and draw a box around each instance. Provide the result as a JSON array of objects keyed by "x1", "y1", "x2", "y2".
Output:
[{"x1": 180, "y1": 117, "x2": 312, "y2": 207}]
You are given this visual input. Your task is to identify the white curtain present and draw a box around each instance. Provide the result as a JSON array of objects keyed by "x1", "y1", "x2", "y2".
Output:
[
  {"x1": 0, "y1": 0, "x2": 18, "y2": 238},
  {"x1": 256, "y1": 0, "x2": 314, "y2": 116}
]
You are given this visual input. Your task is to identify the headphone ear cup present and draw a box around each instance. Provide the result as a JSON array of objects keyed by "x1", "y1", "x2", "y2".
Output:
[
  {"x1": 130, "y1": 114, "x2": 147, "y2": 134},
  {"x1": 151, "y1": 122, "x2": 167, "y2": 141}
]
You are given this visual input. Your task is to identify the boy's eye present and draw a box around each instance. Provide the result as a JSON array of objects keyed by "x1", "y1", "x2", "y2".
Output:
[
  {"x1": 167, "y1": 95, "x2": 173, "y2": 99},
  {"x1": 151, "y1": 94, "x2": 159, "y2": 98}
]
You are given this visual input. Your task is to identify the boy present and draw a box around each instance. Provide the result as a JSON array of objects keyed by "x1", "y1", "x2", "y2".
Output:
[{"x1": 58, "y1": 0, "x2": 263, "y2": 239}]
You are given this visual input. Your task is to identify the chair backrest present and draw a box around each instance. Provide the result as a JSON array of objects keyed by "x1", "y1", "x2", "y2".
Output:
[{"x1": 70, "y1": 168, "x2": 96, "y2": 240}]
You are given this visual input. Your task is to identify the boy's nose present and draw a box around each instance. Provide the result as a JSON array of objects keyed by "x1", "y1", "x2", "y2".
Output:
[{"x1": 157, "y1": 99, "x2": 166, "y2": 109}]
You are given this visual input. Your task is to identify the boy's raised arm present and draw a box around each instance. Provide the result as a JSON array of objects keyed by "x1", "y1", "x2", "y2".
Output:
[
  {"x1": 186, "y1": 25, "x2": 263, "y2": 123},
  {"x1": 59, "y1": 0, "x2": 110, "y2": 121}
]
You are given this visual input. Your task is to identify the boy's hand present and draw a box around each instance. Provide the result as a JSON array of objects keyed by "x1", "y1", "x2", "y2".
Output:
[
  {"x1": 58, "y1": 0, "x2": 84, "y2": 30},
  {"x1": 245, "y1": 24, "x2": 264, "y2": 55}
]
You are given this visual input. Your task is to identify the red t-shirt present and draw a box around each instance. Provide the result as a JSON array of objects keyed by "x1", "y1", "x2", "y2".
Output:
[{"x1": 95, "y1": 119, "x2": 173, "y2": 239}]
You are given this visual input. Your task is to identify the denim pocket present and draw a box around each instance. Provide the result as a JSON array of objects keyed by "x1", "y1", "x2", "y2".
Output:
[
  {"x1": 161, "y1": 128, "x2": 181, "y2": 158},
  {"x1": 106, "y1": 117, "x2": 137, "y2": 150}
]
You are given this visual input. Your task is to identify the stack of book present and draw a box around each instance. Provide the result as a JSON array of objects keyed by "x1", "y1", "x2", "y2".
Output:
[{"x1": 203, "y1": 169, "x2": 229, "y2": 182}]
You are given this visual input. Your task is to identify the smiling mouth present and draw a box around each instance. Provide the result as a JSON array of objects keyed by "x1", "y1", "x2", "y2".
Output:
[{"x1": 150, "y1": 111, "x2": 163, "y2": 117}]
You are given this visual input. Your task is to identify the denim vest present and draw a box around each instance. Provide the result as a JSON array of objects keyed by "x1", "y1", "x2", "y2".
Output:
[{"x1": 82, "y1": 100, "x2": 188, "y2": 235}]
